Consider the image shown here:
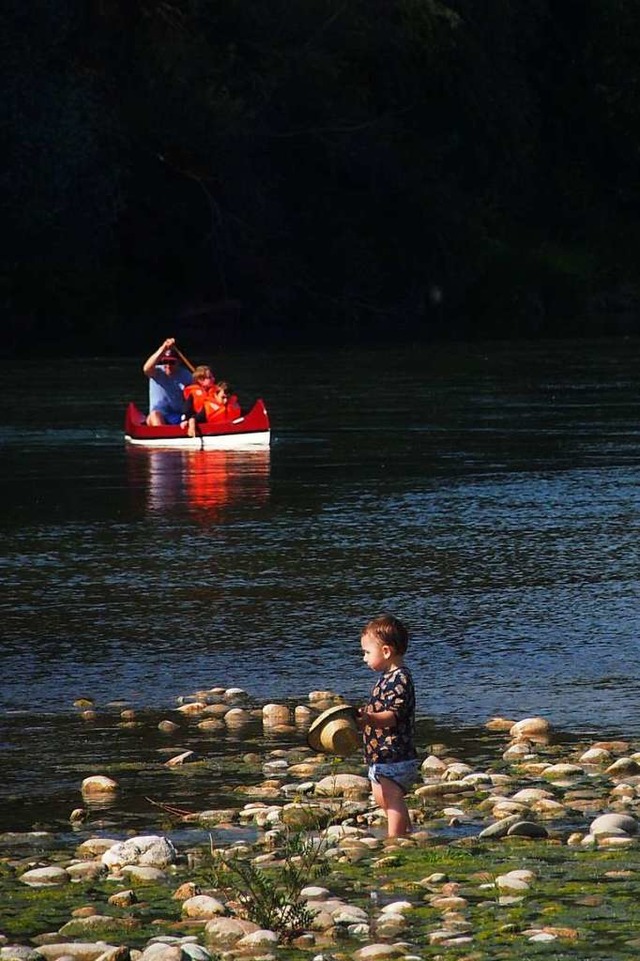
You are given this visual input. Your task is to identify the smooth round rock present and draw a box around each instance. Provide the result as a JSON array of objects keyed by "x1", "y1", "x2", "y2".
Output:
[{"x1": 590, "y1": 813, "x2": 638, "y2": 836}]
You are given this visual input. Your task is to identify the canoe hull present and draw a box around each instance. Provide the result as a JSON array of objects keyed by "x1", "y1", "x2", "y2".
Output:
[{"x1": 124, "y1": 400, "x2": 271, "y2": 450}]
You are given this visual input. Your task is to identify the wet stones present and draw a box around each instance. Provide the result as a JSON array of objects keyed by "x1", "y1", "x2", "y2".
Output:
[{"x1": 102, "y1": 835, "x2": 177, "y2": 869}]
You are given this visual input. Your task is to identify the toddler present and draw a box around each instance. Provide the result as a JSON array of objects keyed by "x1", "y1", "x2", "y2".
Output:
[{"x1": 357, "y1": 614, "x2": 418, "y2": 837}]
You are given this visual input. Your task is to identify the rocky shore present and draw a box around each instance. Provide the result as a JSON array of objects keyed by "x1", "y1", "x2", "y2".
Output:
[{"x1": 3, "y1": 687, "x2": 640, "y2": 961}]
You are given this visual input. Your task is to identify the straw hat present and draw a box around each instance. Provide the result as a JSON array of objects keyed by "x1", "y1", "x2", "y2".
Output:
[{"x1": 307, "y1": 704, "x2": 360, "y2": 757}]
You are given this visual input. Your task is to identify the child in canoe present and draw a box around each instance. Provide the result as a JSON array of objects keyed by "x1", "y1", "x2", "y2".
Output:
[{"x1": 183, "y1": 367, "x2": 241, "y2": 436}]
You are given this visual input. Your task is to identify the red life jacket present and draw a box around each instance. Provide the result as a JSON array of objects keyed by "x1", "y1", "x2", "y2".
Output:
[{"x1": 183, "y1": 383, "x2": 213, "y2": 414}]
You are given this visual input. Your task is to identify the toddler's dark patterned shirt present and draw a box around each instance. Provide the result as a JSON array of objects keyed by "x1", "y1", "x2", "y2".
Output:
[{"x1": 363, "y1": 666, "x2": 416, "y2": 763}]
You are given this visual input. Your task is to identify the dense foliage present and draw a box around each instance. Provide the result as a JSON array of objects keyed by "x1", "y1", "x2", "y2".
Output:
[{"x1": 4, "y1": 0, "x2": 640, "y2": 351}]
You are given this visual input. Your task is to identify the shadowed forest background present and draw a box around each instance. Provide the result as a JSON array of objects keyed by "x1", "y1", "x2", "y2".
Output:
[{"x1": 4, "y1": 0, "x2": 640, "y2": 354}]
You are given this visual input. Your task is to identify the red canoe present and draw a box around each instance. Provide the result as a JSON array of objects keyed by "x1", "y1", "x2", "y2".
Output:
[{"x1": 124, "y1": 400, "x2": 271, "y2": 449}]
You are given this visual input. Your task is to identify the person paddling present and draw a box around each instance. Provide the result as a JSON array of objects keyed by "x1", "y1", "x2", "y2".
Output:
[{"x1": 142, "y1": 337, "x2": 192, "y2": 426}]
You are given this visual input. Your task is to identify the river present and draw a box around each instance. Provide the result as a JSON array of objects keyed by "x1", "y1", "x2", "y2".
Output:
[{"x1": 1, "y1": 338, "x2": 640, "y2": 833}]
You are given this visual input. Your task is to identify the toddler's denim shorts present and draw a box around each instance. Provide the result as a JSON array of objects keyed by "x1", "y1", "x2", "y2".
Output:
[{"x1": 368, "y1": 759, "x2": 419, "y2": 794}]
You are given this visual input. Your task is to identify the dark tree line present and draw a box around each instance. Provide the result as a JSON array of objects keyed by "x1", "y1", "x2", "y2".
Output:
[{"x1": 4, "y1": 0, "x2": 640, "y2": 353}]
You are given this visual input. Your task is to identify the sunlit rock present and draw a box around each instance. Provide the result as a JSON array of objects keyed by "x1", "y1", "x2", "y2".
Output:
[
  {"x1": 175, "y1": 702, "x2": 206, "y2": 715},
  {"x1": 223, "y1": 708, "x2": 252, "y2": 727},
  {"x1": 485, "y1": 716, "x2": 517, "y2": 732},
  {"x1": 19, "y1": 865, "x2": 70, "y2": 886},
  {"x1": 204, "y1": 917, "x2": 259, "y2": 945},
  {"x1": 590, "y1": 813, "x2": 638, "y2": 836},
  {"x1": 510, "y1": 717, "x2": 551, "y2": 738},
  {"x1": 81, "y1": 776, "x2": 118, "y2": 796},
  {"x1": 158, "y1": 720, "x2": 179, "y2": 733},
  {"x1": 262, "y1": 703, "x2": 291, "y2": 723},
  {"x1": 102, "y1": 835, "x2": 177, "y2": 869},
  {"x1": 181, "y1": 895, "x2": 226, "y2": 919}
]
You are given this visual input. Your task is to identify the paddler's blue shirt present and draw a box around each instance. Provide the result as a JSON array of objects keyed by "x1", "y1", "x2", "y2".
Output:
[{"x1": 149, "y1": 365, "x2": 192, "y2": 418}]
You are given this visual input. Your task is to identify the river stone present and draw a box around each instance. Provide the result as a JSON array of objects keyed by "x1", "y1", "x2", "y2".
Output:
[
  {"x1": 66, "y1": 861, "x2": 107, "y2": 881},
  {"x1": 510, "y1": 717, "x2": 551, "y2": 738},
  {"x1": 35, "y1": 945, "x2": 120, "y2": 961},
  {"x1": 542, "y1": 763, "x2": 584, "y2": 778},
  {"x1": 308, "y1": 690, "x2": 338, "y2": 702},
  {"x1": 421, "y1": 755, "x2": 448, "y2": 774},
  {"x1": 224, "y1": 708, "x2": 251, "y2": 726},
  {"x1": 611, "y1": 784, "x2": 636, "y2": 797},
  {"x1": 102, "y1": 835, "x2": 177, "y2": 868},
  {"x1": 197, "y1": 719, "x2": 225, "y2": 731},
  {"x1": 506, "y1": 820, "x2": 549, "y2": 838},
  {"x1": 287, "y1": 762, "x2": 318, "y2": 776},
  {"x1": 381, "y1": 901, "x2": 414, "y2": 914},
  {"x1": 598, "y1": 835, "x2": 636, "y2": 847},
  {"x1": 511, "y1": 788, "x2": 554, "y2": 803},
  {"x1": 108, "y1": 890, "x2": 137, "y2": 907},
  {"x1": 315, "y1": 774, "x2": 370, "y2": 797},
  {"x1": 120, "y1": 865, "x2": 168, "y2": 882},
  {"x1": 0, "y1": 949, "x2": 42, "y2": 961},
  {"x1": 158, "y1": 720, "x2": 180, "y2": 733},
  {"x1": 301, "y1": 885, "x2": 330, "y2": 899},
  {"x1": 235, "y1": 929, "x2": 278, "y2": 948},
  {"x1": 181, "y1": 896, "x2": 226, "y2": 919},
  {"x1": 415, "y1": 781, "x2": 468, "y2": 797},
  {"x1": 77, "y1": 838, "x2": 117, "y2": 858},
  {"x1": 224, "y1": 687, "x2": 248, "y2": 700},
  {"x1": 579, "y1": 747, "x2": 612, "y2": 764},
  {"x1": 173, "y1": 882, "x2": 200, "y2": 900},
  {"x1": 428, "y1": 895, "x2": 468, "y2": 911},
  {"x1": 492, "y1": 801, "x2": 528, "y2": 818},
  {"x1": 204, "y1": 919, "x2": 257, "y2": 945},
  {"x1": 262, "y1": 704, "x2": 291, "y2": 723},
  {"x1": 496, "y1": 873, "x2": 531, "y2": 891},
  {"x1": 137, "y1": 945, "x2": 182, "y2": 961},
  {"x1": 197, "y1": 809, "x2": 239, "y2": 826},
  {"x1": 592, "y1": 740, "x2": 630, "y2": 753},
  {"x1": 203, "y1": 704, "x2": 230, "y2": 717},
  {"x1": 461, "y1": 772, "x2": 493, "y2": 786},
  {"x1": 353, "y1": 944, "x2": 406, "y2": 960},
  {"x1": 179, "y1": 946, "x2": 212, "y2": 961},
  {"x1": 333, "y1": 906, "x2": 368, "y2": 924},
  {"x1": 531, "y1": 798, "x2": 567, "y2": 817},
  {"x1": 478, "y1": 815, "x2": 522, "y2": 838},
  {"x1": 58, "y1": 917, "x2": 136, "y2": 937},
  {"x1": 443, "y1": 762, "x2": 473, "y2": 779},
  {"x1": 502, "y1": 742, "x2": 534, "y2": 760},
  {"x1": 486, "y1": 716, "x2": 517, "y2": 731},
  {"x1": 81, "y1": 776, "x2": 118, "y2": 796},
  {"x1": 310, "y1": 909, "x2": 334, "y2": 931},
  {"x1": 590, "y1": 813, "x2": 638, "y2": 836},
  {"x1": 606, "y1": 757, "x2": 640, "y2": 776},
  {"x1": 19, "y1": 866, "x2": 70, "y2": 886}
]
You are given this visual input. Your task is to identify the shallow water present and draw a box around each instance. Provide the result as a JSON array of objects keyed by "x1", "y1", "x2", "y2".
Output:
[{"x1": 2, "y1": 339, "x2": 640, "y2": 832}]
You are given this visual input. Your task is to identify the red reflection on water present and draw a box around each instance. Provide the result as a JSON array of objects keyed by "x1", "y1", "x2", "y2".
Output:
[{"x1": 126, "y1": 448, "x2": 270, "y2": 518}]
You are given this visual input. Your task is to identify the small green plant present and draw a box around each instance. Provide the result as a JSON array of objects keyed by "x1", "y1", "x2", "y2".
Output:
[{"x1": 207, "y1": 821, "x2": 331, "y2": 940}]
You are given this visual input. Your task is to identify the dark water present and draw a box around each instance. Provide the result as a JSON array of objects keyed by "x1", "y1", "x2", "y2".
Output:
[{"x1": 2, "y1": 339, "x2": 640, "y2": 833}]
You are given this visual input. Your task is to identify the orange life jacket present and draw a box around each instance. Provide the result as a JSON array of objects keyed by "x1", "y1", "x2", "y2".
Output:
[
  {"x1": 183, "y1": 383, "x2": 214, "y2": 414},
  {"x1": 203, "y1": 398, "x2": 227, "y2": 422}
]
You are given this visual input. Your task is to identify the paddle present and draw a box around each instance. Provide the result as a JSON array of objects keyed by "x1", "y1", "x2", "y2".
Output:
[{"x1": 173, "y1": 345, "x2": 195, "y2": 373}]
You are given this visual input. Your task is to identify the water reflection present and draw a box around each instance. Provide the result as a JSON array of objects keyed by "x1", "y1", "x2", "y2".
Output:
[{"x1": 126, "y1": 448, "x2": 271, "y2": 517}]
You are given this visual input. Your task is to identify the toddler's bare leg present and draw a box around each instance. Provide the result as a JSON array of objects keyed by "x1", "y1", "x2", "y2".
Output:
[{"x1": 372, "y1": 776, "x2": 411, "y2": 837}]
